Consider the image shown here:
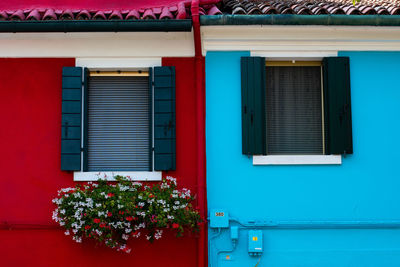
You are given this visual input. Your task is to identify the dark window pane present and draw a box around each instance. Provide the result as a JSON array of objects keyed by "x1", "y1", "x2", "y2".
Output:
[{"x1": 266, "y1": 66, "x2": 322, "y2": 154}]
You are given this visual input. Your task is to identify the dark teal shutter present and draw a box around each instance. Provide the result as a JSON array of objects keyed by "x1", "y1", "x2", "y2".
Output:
[
  {"x1": 323, "y1": 57, "x2": 353, "y2": 155},
  {"x1": 241, "y1": 57, "x2": 266, "y2": 155},
  {"x1": 82, "y1": 68, "x2": 89, "y2": 171},
  {"x1": 61, "y1": 67, "x2": 83, "y2": 170},
  {"x1": 148, "y1": 68, "x2": 153, "y2": 171},
  {"x1": 154, "y1": 66, "x2": 176, "y2": 171}
]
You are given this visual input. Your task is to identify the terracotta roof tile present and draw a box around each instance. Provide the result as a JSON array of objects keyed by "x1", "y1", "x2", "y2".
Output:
[{"x1": 219, "y1": 0, "x2": 400, "y2": 15}]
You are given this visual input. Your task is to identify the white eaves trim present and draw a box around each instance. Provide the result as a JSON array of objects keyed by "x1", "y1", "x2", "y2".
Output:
[
  {"x1": 201, "y1": 25, "x2": 400, "y2": 55},
  {"x1": 0, "y1": 32, "x2": 195, "y2": 57},
  {"x1": 74, "y1": 171, "x2": 162, "y2": 181},
  {"x1": 253, "y1": 155, "x2": 342, "y2": 165}
]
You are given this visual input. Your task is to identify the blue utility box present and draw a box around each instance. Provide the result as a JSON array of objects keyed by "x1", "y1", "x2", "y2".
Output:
[
  {"x1": 248, "y1": 230, "x2": 263, "y2": 256},
  {"x1": 230, "y1": 226, "x2": 239, "y2": 241},
  {"x1": 210, "y1": 209, "x2": 229, "y2": 228}
]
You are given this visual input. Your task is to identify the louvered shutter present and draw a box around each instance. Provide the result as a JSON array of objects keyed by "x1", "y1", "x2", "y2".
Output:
[
  {"x1": 154, "y1": 66, "x2": 176, "y2": 171},
  {"x1": 61, "y1": 67, "x2": 82, "y2": 171},
  {"x1": 323, "y1": 57, "x2": 353, "y2": 155},
  {"x1": 241, "y1": 57, "x2": 266, "y2": 155}
]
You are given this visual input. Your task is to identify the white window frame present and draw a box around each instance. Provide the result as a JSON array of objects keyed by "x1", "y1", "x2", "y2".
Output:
[
  {"x1": 73, "y1": 58, "x2": 163, "y2": 181},
  {"x1": 250, "y1": 51, "x2": 342, "y2": 166}
]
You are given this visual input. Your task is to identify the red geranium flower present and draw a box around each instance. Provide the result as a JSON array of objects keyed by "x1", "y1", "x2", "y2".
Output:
[
  {"x1": 93, "y1": 218, "x2": 101, "y2": 224},
  {"x1": 99, "y1": 223, "x2": 106, "y2": 228},
  {"x1": 107, "y1": 212, "x2": 112, "y2": 217},
  {"x1": 85, "y1": 225, "x2": 91, "y2": 230},
  {"x1": 172, "y1": 223, "x2": 179, "y2": 229},
  {"x1": 107, "y1": 193, "x2": 115, "y2": 197},
  {"x1": 125, "y1": 216, "x2": 133, "y2": 221},
  {"x1": 119, "y1": 211, "x2": 124, "y2": 215}
]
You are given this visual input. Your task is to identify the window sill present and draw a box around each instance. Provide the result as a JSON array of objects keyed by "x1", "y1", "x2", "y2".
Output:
[
  {"x1": 73, "y1": 171, "x2": 162, "y2": 182},
  {"x1": 253, "y1": 155, "x2": 342, "y2": 165}
]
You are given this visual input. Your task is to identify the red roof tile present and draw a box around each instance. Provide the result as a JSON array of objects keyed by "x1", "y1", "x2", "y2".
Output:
[{"x1": 0, "y1": 2, "x2": 223, "y2": 21}]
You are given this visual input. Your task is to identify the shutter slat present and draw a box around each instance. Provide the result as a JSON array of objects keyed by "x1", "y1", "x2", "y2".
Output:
[
  {"x1": 87, "y1": 76, "x2": 150, "y2": 171},
  {"x1": 323, "y1": 57, "x2": 353, "y2": 155},
  {"x1": 61, "y1": 67, "x2": 82, "y2": 171},
  {"x1": 241, "y1": 57, "x2": 266, "y2": 155},
  {"x1": 154, "y1": 66, "x2": 176, "y2": 171}
]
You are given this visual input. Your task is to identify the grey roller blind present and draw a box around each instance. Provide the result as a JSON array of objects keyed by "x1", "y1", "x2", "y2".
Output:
[
  {"x1": 87, "y1": 76, "x2": 150, "y2": 171},
  {"x1": 266, "y1": 66, "x2": 323, "y2": 155}
]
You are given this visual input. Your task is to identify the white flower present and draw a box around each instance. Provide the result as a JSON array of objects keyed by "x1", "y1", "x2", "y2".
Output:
[
  {"x1": 167, "y1": 215, "x2": 174, "y2": 220},
  {"x1": 155, "y1": 230, "x2": 163, "y2": 240},
  {"x1": 166, "y1": 176, "x2": 177, "y2": 185},
  {"x1": 64, "y1": 230, "x2": 70, "y2": 236},
  {"x1": 138, "y1": 202, "x2": 145, "y2": 207},
  {"x1": 72, "y1": 236, "x2": 82, "y2": 243},
  {"x1": 174, "y1": 201, "x2": 180, "y2": 205},
  {"x1": 122, "y1": 234, "x2": 129, "y2": 240}
]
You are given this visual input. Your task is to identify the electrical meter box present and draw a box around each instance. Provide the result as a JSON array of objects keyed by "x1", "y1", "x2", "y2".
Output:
[
  {"x1": 248, "y1": 230, "x2": 263, "y2": 256},
  {"x1": 210, "y1": 209, "x2": 229, "y2": 228}
]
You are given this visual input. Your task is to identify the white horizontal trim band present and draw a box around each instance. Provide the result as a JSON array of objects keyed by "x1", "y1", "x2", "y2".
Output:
[
  {"x1": 73, "y1": 171, "x2": 162, "y2": 181},
  {"x1": 253, "y1": 155, "x2": 342, "y2": 165}
]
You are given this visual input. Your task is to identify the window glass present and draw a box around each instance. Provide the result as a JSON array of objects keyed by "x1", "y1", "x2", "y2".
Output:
[{"x1": 265, "y1": 65, "x2": 323, "y2": 155}]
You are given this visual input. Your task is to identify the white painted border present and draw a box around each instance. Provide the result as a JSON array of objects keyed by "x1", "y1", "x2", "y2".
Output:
[
  {"x1": 74, "y1": 171, "x2": 162, "y2": 181},
  {"x1": 253, "y1": 155, "x2": 342, "y2": 165},
  {"x1": 76, "y1": 57, "x2": 161, "y2": 70},
  {"x1": 250, "y1": 51, "x2": 338, "y2": 59}
]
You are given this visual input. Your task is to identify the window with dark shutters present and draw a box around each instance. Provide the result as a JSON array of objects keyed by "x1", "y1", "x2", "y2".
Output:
[
  {"x1": 61, "y1": 66, "x2": 176, "y2": 173},
  {"x1": 240, "y1": 57, "x2": 353, "y2": 156}
]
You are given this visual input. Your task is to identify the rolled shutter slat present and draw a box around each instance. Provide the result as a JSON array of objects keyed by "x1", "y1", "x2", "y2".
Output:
[
  {"x1": 323, "y1": 57, "x2": 353, "y2": 155},
  {"x1": 61, "y1": 67, "x2": 82, "y2": 171},
  {"x1": 87, "y1": 76, "x2": 150, "y2": 171},
  {"x1": 154, "y1": 66, "x2": 176, "y2": 171}
]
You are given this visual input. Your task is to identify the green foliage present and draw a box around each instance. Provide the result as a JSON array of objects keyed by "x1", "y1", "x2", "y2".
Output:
[
  {"x1": 353, "y1": 0, "x2": 361, "y2": 5},
  {"x1": 52, "y1": 176, "x2": 202, "y2": 253}
]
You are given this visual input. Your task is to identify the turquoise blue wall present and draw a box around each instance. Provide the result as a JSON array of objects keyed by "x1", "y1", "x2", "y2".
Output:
[{"x1": 206, "y1": 51, "x2": 400, "y2": 266}]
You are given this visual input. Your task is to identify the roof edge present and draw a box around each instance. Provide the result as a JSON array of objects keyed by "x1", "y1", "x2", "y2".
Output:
[
  {"x1": 0, "y1": 19, "x2": 192, "y2": 32},
  {"x1": 200, "y1": 15, "x2": 400, "y2": 27}
]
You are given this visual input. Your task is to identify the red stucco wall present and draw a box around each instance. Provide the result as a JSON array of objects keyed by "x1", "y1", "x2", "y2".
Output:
[{"x1": 0, "y1": 57, "x2": 199, "y2": 266}]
